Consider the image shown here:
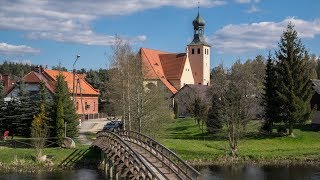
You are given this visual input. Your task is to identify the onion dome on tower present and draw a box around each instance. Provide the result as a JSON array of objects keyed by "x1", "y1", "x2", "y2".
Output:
[{"x1": 188, "y1": 6, "x2": 210, "y2": 46}]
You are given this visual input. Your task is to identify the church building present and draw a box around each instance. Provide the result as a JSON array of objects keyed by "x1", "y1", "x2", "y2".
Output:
[{"x1": 140, "y1": 10, "x2": 211, "y2": 95}]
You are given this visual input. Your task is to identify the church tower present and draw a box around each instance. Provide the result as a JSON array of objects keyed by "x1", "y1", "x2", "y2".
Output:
[{"x1": 187, "y1": 7, "x2": 211, "y2": 86}]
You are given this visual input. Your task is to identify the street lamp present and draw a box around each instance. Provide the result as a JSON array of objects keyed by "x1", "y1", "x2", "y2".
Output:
[{"x1": 72, "y1": 55, "x2": 80, "y2": 102}]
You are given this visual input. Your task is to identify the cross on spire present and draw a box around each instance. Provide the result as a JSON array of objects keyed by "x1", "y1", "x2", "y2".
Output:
[{"x1": 198, "y1": 0, "x2": 200, "y2": 14}]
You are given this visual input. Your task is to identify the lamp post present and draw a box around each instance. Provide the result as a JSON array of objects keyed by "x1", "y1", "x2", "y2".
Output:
[{"x1": 72, "y1": 55, "x2": 80, "y2": 102}]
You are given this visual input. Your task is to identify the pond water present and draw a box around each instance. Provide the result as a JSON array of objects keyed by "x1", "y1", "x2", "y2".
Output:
[
  {"x1": 0, "y1": 165, "x2": 319, "y2": 180},
  {"x1": 197, "y1": 164, "x2": 320, "y2": 180},
  {"x1": 0, "y1": 168, "x2": 106, "y2": 180}
]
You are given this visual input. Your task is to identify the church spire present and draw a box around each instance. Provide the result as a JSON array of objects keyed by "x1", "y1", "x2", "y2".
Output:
[{"x1": 188, "y1": 3, "x2": 210, "y2": 46}]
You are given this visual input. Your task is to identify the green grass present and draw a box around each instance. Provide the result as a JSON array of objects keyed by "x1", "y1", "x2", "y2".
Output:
[
  {"x1": 0, "y1": 142, "x2": 100, "y2": 171},
  {"x1": 160, "y1": 118, "x2": 320, "y2": 164}
]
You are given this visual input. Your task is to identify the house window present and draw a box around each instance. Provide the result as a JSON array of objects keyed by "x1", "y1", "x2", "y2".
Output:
[
  {"x1": 192, "y1": 49, "x2": 194, "y2": 54},
  {"x1": 85, "y1": 102, "x2": 90, "y2": 110},
  {"x1": 198, "y1": 48, "x2": 200, "y2": 54}
]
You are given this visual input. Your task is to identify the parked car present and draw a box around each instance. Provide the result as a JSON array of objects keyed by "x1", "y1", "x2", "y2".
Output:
[{"x1": 103, "y1": 121, "x2": 123, "y2": 132}]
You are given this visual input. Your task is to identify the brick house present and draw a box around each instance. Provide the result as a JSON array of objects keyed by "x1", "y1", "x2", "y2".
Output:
[{"x1": 6, "y1": 67, "x2": 99, "y2": 115}]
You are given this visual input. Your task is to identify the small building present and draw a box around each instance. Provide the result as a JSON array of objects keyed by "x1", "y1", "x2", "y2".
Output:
[
  {"x1": 172, "y1": 84, "x2": 210, "y2": 117},
  {"x1": 6, "y1": 67, "x2": 100, "y2": 115}
]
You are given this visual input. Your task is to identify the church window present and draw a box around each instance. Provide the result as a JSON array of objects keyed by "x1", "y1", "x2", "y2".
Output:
[
  {"x1": 197, "y1": 48, "x2": 200, "y2": 54},
  {"x1": 192, "y1": 49, "x2": 194, "y2": 54},
  {"x1": 205, "y1": 49, "x2": 207, "y2": 54}
]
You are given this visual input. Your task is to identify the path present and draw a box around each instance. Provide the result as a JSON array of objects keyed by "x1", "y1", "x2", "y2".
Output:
[{"x1": 77, "y1": 118, "x2": 109, "y2": 145}]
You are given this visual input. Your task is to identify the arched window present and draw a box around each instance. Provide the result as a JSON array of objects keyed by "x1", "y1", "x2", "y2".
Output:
[{"x1": 197, "y1": 48, "x2": 200, "y2": 54}]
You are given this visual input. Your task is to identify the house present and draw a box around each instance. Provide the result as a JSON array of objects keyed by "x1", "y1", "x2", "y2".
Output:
[
  {"x1": 172, "y1": 84, "x2": 211, "y2": 116},
  {"x1": 6, "y1": 66, "x2": 100, "y2": 115},
  {"x1": 0, "y1": 74, "x2": 17, "y2": 95},
  {"x1": 140, "y1": 10, "x2": 211, "y2": 96}
]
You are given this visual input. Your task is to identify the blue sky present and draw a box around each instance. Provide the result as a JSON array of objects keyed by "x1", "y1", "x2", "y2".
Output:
[{"x1": 0, "y1": 0, "x2": 320, "y2": 70}]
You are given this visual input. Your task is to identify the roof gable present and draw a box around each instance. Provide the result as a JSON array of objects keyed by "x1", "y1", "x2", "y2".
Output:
[
  {"x1": 44, "y1": 69, "x2": 99, "y2": 95},
  {"x1": 140, "y1": 48, "x2": 178, "y2": 94},
  {"x1": 159, "y1": 53, "x2": 186, "y2": 80}
]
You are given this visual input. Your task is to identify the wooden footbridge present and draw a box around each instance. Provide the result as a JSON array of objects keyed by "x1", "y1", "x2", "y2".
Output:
[{"x1": 92, "y1": 131, "x2": 200, "y2": 180}]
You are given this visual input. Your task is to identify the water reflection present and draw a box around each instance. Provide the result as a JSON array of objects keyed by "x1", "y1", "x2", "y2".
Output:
[
  {"x1": 198, "y1": 165, "x2": 320, "y2": 180},
  {"x1": 0, "y1": 169, "x2": 106, "y2": 180}
]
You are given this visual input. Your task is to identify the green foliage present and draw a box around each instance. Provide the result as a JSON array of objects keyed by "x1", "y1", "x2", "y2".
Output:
[
  {"x1": 0, "y1": 61, "x2": 36, "y2": 78},
  {"x1": 192, "y1": 96, "x2": 207, "y2": 126},
  {"x1": 206, "y1": 95, "x2": 223, "y2": 133},
  {"x1": 51, "y1": 73, "x2": 79, "y2": 139},
  {"x1": 0, "y1": 82, "x2": 38, "y2": 136},
  {"x1": 262, "y1": 52, "x2": 280, "y2": 132},
  {"x1": 173, "y1": 100, "x2": 179, "y2": 119},
  {"x1": 31, "y1": 81, "x2": 49, "y2": 159},
  {"x1": 56, "y1": 96, "x2": 64, "y2": 145},
  {"x1": 162, "y1": 118, "x2": 320, "y2": 162},
  {"x1": 274, "y1": 23, "x2": 314, "y2": 135}
]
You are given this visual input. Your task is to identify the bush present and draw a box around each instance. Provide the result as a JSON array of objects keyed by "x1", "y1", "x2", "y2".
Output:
[
  {"x1": 277, "y1": 126, "x2": 287, "y2": 136},
  {"x1": 260, "y1": 121, "x2": 272, "y2": 134}
]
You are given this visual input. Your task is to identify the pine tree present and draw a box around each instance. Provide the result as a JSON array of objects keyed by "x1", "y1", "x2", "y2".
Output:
[
  {"x1": 206, "y1": 94, "x2": 223, "y2": 133},
  {"x1": 56, "y1": 96, "x2": 64, "y2": 145},
  {"x1": 275, "y1": 23, "x2": 314, "y2": 136},
  {"x1": 261, "y1": 52, "x2": 279, "y2": 132},
  {"x1": 11, "y1": 82, "x2": 38, "y2": 136},
  {"x1": 0, "y1": 82, "x2": 5, "y2": 130},
  {"x1": 51, "y1": 73, "x2": 79, "y2": 139}
]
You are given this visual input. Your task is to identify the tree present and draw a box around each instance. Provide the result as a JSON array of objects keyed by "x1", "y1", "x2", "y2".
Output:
[
  {"x1": 173, "y1": 100, "x2": 179, "y2": 119},
  {"x1": 261, "y1": 52, "x2": 279, "y2": 132},
  {"x1": 193, "y1": 96, "x2": 207, "y2": 130},
  {"x1": 275, "y1": 23, "x2": 314, "y2": 136},
  {"x1": 10, "y1": 82, "x2": 38, "y2": 136},
  {"x1": 107, "y1": 38, "x2": 171, "y2": 136},
  {"x1": 206, "y1": 94, "x2": 223, "y2": 133},
  {"x1": 208, "y1": 61, "x2": 260, "y2": 156},
  {"x1": 51, "y1": 73, "x2": 79, "y2": 140},
  {"x1": 31, "y1": 81, "x2": 49, "y2": 160},
  {"x1": 55, "y1": 96, "x2": 64, "y2": 145}
]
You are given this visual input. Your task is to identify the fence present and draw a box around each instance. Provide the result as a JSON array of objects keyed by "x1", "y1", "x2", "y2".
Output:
[{"x1": 82, "y1": 113, "x2": 109, "y2": 120}]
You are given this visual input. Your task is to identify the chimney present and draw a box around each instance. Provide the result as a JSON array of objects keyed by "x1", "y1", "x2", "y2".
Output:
[
  {"x1": 3, "y1": 74, "x2": 9, "y2": 89},
  {"x1": 34, "y1": 65, "x2": 41, "y2": 73}
]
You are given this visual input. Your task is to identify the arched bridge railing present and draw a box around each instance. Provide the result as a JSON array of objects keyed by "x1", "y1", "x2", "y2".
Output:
[
  {"x1": 92, "y1": 131, "x2": 160, "y2": 179},
  {"x1": 117, "y1": 131, "x2": 200, "y2": 180}
]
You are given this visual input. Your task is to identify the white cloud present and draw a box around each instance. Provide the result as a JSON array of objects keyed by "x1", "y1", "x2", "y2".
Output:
[
  {"x1": 0, "y1": 42, "x2": 40, "y2": 55},
  {"x1": 0, "y1": 0, "x2": 225, "y2": 46},
  {"x1": 246, "y1": 5, "x2": 260, "y2": 13},
  {"x1": 235, "y1": 0, "x2": 260, "y2": 3},
  {"x1": 209, "y1": 17, "x2": 320, "y2": 54}
]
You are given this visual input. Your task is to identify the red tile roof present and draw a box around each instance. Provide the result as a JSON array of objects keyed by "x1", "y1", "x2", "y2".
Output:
[
  {"x1": 44, "y1": 69, "x2": 99, "y2": 95},
  {"x1": 23, "y1": 71, "x2": 56, "y2": 93},
  {"x1": 140, "y1": 48, "x2": 179, "y2": 94},
  {"x1": 160, "y1": 53, "x2": 186, "y2": 80}
]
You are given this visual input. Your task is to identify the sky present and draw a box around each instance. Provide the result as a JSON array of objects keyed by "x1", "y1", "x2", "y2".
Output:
[{"x1": 0, "y1": 0, "x2": 320, "y2": 70}]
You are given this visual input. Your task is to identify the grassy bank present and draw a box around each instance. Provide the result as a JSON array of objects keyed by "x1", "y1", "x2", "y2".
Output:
[
  {"x1": 160, "y1": 118, "x2": 320, "y2": 165},
  {"x1": 0, "y1": 142, "x2": 100, "y2": 173}
]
